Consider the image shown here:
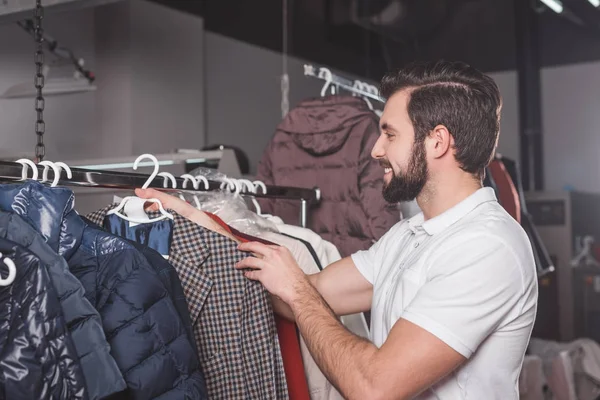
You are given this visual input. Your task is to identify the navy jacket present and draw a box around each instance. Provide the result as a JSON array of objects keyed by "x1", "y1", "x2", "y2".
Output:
[
  {"x1": 0, "y1": 211, "x2": 126, "y2": 400},
  {"x1": 0, "y1": 182, "x2": 207, "y2": 400},
  {"x1": 0, "y1": 237, "x2": 87, "y2": 400}
]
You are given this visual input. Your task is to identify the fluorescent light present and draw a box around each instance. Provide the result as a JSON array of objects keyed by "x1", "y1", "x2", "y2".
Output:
[
  {"x1": 0, "y1": 77, "x2": 96, "y2": 98},
  {"x1": 540, "y1": 0, "x2": 563, "y2": 13},
  {"x1": 589, "y1": 0, "x2": 600, "y2": 7},
  {"x1": 74, "y1": 158, "x2": 207, "y2": 171}
]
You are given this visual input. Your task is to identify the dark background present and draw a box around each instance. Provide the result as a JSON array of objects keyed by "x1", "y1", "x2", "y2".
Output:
[{"x1": 150, "y1": 0, "x2": 600, "y2": 79}]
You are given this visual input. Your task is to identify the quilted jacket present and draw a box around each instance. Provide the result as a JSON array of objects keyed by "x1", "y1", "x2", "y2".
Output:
[
  {"x1": 0, "y1": 236, "x2": 87, "y2": 400},
  {"x1": 0, "y1": 211, "x2": 126, "y2": 400},
  {"x1": 256, "y1": 95, "x2": 400, "y2": 257},
  {"x1": 0, "y1": 182, "x2": 207, "y2": 400}
]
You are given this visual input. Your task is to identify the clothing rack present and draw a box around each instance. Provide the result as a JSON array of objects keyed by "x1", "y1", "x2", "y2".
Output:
[
  {"x1": 303, "y1": 63, "x2": 385, "y2": 103},
  {"x1": 0, "y1": 161, "x2": 321, "y2": 227},
  {"x1": 65, "y1": 149, "x2": 243, "y2": 178}
]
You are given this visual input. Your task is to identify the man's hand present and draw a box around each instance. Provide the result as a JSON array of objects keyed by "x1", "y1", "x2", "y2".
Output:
[
  {"x1": 235, "y1": 241, "x2": 310, "y2": 305},
  {"x1": 135, "y1": 188, "x2": 196, "y2": 218}
]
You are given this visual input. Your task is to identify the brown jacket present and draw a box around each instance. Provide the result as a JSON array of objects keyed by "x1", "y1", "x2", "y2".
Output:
[{"x1": 256, "y1": 95, "x2": 399, "y2": 257}]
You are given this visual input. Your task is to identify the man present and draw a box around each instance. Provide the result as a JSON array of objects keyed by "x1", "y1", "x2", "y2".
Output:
[
  {"x1": 234, "y1": 60, "x2": 538, "y2": 399},
  {"x1": 136, "y1": 60, "x2": 537, "y2": 399}
]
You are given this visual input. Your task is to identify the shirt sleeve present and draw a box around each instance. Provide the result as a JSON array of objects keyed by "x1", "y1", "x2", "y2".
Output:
[
  {"x1": 401, "y1": 234, "x2": 525, "y2": 358},
  {"x1": 351, "y1": 222, "x2": 402, "y2": 284}
]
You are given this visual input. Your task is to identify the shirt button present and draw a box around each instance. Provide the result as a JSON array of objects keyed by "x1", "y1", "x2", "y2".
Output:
[{"x1": 414, "y1": 242, "x2": 420, "y2": 248}]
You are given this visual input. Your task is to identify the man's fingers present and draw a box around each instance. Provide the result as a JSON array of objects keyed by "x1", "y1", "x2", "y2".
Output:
[
  {"x1": 244, "y1": 270, "x2": 262, "y2": 282},
  {"x1": 134, "y1": 188, "x2": 194, "y2": 216},
  {"x1": 238, "y1": 241, "x2": 274, "y2": 257},
  {"x1": 235, "y1": 257, "x2": 265, "y2": 270}
]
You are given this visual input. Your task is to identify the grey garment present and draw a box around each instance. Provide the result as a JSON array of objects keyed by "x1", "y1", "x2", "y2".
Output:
[
  {"x1": 0, "y1": 237, "x2": 87, "y2": 400},
  {"x1": 0, "y1": 211, "x2": 126, "y2": 400},
  {"x1": 87, "y1": 206, "x2": 289, "y2": 400}
]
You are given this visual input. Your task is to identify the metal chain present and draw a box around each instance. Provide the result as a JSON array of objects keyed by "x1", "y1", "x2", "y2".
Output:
[{"x1": 34, "y1": 0, "x2": 46, "y2": 162}]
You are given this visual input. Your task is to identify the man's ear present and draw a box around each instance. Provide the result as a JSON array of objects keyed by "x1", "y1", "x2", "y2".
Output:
[{"x1": 427, "y1": 124, "x2": 453, "y2": 160}]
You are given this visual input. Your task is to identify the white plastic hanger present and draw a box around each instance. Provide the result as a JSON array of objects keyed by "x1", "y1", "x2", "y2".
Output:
[
  {"x1": 238, "y1": 178, "x2": 263, "y2": 215},
  {"x1": 181, "y1": 174, "x2": 203, "y2": 208},
  {"x1": 158, "y1": 172, "x2": 177, "y2": 190},
  {"x1": 318, "y1": 67, "x2": 336, "y2": 97},
  {"x1": 0, "y1": 252, "x2": 16, "y2": 286},
  {"x1": 107, "y1": 154, "x2": 174, "y2": 224},
  {"x1": 15, "y1": 159, "x2": 39, "y2": 181},
  {"x1": 54, "y1": 162, "x2": 73, "y2": 181},
  {"x1": 571, "y1": 236, "x2": 600, "y2": 268},
  {"x1": 39, "y1": 161, "x2": 61, "y2": 187}
]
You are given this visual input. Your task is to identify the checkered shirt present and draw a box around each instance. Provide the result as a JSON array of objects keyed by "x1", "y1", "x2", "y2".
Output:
[{"x1": 87, "y1": 206, "x2": 289, "y2": 400}]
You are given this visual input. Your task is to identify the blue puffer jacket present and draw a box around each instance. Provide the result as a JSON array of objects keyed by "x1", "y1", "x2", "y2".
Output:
[
  {"x1": 0, "y1": 236, "x2": 87, "y2": 400},
  {"x1": 0, "y1": 182, "x2": 207, "y2": 400},
  {"x1": 0, "y1": 211, "x2": 126, "y2": 400}
]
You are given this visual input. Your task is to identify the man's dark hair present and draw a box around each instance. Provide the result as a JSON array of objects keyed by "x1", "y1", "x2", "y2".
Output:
[{"x1": 380, "y1": 60, "x2": 502, "y2": 179}]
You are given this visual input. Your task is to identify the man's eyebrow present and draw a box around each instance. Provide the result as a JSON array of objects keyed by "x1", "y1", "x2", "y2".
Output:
[{"x1": 380, "y1": 122, "x2": 397, "y2": 133}]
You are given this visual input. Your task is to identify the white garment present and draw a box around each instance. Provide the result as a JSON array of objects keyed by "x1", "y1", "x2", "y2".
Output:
[
  {"x1": 258, "y1": 231, "x2": 344, "y2": 400},
  {"x1": 352, "y1": 187, "x2": 538, "y2": 399},
  {"x1": 262, "y1": 215, "x2": 370, "y2": 338},
  {"x1": 263, "y1": 215, "x2": 342, "y2": 266}
]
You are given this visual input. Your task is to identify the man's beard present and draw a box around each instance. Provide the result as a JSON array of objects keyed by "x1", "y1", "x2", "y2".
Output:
[{"x1": 382, "y1": 141, "x2": 429, "y2": 203}]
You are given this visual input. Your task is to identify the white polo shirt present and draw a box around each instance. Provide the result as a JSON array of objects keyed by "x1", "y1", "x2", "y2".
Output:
[{"x1": 351, "y1": 187, "x2": 538, "y2": 399}]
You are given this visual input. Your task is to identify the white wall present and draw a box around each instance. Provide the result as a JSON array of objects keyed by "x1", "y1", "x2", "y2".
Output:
[
  {"x1": 204, "y1": 32, "x2": 356, "y2": 174},
  {"x1": 0, "y1": 7, "x2": 98, "y2": 160},
  {"x1": 489, "y1": 70, "x2": 520, "y2": 162},
  {"x1": 542, "y1": 61, "x2": 600, "y2": 192},
  {"x1": 0, "y1": 0, "x2": 205, "y2": 161}
]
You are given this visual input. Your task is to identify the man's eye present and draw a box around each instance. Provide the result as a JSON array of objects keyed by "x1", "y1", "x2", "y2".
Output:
[{"x1": 385, "y1": 133, "x2": 394, "y2": 139}]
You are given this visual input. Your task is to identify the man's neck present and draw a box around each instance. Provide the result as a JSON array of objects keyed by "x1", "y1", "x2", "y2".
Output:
[{"x1": 416, "y1": 174, "x2": 482, "y2": 221}]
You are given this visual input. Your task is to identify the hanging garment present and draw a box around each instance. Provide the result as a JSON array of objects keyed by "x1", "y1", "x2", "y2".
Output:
[
  {"x1": 0, "y1": 211, "x2": 125, "y2": 400},
  {"x1": 487, "y1": 158, "x2": 521, "y2": 223},
  {"x1": 0, "y1": 182, "x2": 206, "y2": 400},
  {"x1": 87, "y1": 206, "x2": 289, "y2": 400},
  {"x1": 0, "y1": 236, "x2": 87, "y2": 400},
  {"x1": 204, "y1": 214, "x2": 310, "y2": 400},
  {"x1": 256, "y1": 230, "x2": 344, "y2": 400},
  {"x1": 81, "y1": 216, "x2": 198, "y2": 355},
  {"x1": 529, "y1": 337, "x2": 600, "y2": 400},
  {"x1": 262, "y1": 215, "x2": 370, "y2": 338},
  {"x1": 263, "y1": 215, "x2": 342, "y2": 267},
  {"x1": 256, "y1": 95, "x2": 400, "y2": 257}
]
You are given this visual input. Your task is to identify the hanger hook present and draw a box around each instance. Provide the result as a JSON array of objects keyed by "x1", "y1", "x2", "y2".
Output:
[
  {"x1": 38, "y1": 161, "x2": 60, "y2": 187},
  {"x1": 253, "y1": 180, "x2": 268, "y2": 195},
  {"x1": 318, "y1": 67, "x2": 333, "y2": 97},
  {"x1": 238, "y1": 179, "x2": 263, "y2": 215},
  {"x1": 194, "y1": 175, "x2": 210, "y2": 191},
  {"x1": 158, "y1": 172, "x2": 177, "y2": 189},
  {"x1": 180, "y1": 174, "x2": 200, "y2": 190},
  {"x1": 54, "y1": 162, "x2": 73, "y2": 180},
  {"x1": 133, "y1": 154, "x2": 159, "y2": 189},
  {"x1": 0, "y1": 252, "x2": 16, "y2": 286},
  {"x1": 16, "y1": 159, "x2": 38, "y2": 180}
]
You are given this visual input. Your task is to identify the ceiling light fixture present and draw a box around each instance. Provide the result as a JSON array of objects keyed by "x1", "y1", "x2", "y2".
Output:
[
  {"x1": 588, "y1": 0, "x2": 600, "y2": 7},
  {"x1": 540, "y1": 0, "x2": 564, "y2": 13}
]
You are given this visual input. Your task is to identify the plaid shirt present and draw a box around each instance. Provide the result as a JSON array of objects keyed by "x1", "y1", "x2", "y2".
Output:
[{"x1": 87, "y1": 207, "x2": 289, "y2": 400}]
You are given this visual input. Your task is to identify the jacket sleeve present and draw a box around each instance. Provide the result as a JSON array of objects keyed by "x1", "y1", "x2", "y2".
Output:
[
  {"x1": 358, "y1": 129, "x2": 401, "y2": 244},
  {"x1": 255, "y1": 140, "x2": 276, "y2": 216}
]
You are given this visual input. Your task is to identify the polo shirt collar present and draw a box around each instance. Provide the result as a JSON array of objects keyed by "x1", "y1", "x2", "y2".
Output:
[{"x1": 407, "y1": 187, "x2": 497, "y2": 235}]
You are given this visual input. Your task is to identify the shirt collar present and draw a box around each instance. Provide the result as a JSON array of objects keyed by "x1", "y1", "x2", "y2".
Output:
[{"x1": 407, "y1": 187, "x2": 497, "y2": 236}]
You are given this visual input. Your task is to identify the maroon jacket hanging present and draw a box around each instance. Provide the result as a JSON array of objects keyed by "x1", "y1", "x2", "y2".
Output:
[{"x1": 256, "y1": 95, "x2": 400, "y2": 257}]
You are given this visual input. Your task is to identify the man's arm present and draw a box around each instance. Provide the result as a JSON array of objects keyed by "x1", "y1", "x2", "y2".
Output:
[
  {"x1": 290, "y1": 278, "x2": 465, "y2": 400},
  {"x1": 271, "y1": 256, "x2": 373, "y2": 321}
]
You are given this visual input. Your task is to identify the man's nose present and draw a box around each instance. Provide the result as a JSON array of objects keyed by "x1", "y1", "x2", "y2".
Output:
[{"x1": 371, "y1": 135, "x2": 386, "y2": 159}]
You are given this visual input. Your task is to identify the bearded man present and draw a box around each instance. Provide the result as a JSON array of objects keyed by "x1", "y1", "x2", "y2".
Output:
[{"x1": 141, "y1": 60, "x2": 538, "y2": 399}]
